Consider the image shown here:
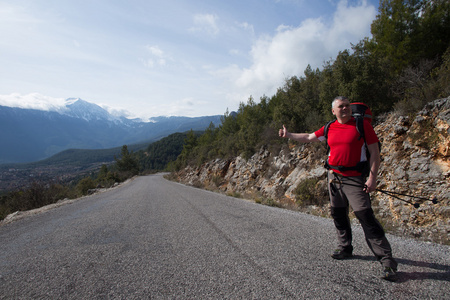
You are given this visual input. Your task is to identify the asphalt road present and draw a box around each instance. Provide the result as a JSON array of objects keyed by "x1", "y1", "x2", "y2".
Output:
[{"x1": 1, "y1": 174, "x2": 449, "y2": 299}]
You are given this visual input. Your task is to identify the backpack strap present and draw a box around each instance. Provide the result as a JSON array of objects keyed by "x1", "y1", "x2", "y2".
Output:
[
  {"x1": 323, "y1": 120, "x2": 335, "y2": 155},
  {"x1": 354, "y1": 116, "x2": 365, "y2": 141},
  {"x1": 323, "y1": 120, "x2": 335, "y2": 139}
]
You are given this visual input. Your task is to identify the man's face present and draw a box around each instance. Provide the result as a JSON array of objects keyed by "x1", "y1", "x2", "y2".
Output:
[{"x1": 332, "y1": 99, "x2": 351, "y2": 121}]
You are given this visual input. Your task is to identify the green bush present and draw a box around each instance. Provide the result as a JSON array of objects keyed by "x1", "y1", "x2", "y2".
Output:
[
  {"x1": 294, "y1": 178, "x2": 328, "y2": 207},
  {"x1": 0, "y1": 182, "x2": 75, "y2": 220},
  {"x1": 76, "y1": 177, "x2": 96, "y2": 196}
]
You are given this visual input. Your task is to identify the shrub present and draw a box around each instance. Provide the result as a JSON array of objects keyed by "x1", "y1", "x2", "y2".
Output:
[
  {"x1": 0, "y1": 181, "x2": 75, "y2": 220},
  {"x1": 76, "y1": 177, "x2": 96, "y2": 196},
  {"x1": 294, "y1": 178, "x2": 328, "y2": 207}
]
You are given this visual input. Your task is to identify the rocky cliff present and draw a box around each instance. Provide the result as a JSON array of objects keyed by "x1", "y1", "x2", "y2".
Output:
[{"x1": 174, "y1": 97, "x2": 450, "y2": 244}]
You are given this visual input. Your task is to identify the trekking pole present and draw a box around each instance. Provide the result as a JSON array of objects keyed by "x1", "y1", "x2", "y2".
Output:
[
  {"x1": 329, "y1": 179, "x2": 438, "y2": 208},
  {"x1": 375, "y1": 189, "x2": 422, "y2": 208},
  {"x1": 376, "y1": 188, "x2": 438, "y2": 203}
]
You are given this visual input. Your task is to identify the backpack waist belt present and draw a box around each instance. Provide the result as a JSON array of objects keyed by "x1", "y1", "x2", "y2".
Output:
[{"x1": 324, "y1": 161, "x2": 368, "y2": 173}]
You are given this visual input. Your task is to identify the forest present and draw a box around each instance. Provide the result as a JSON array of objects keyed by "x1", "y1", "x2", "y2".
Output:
[{"x1": 1, "y1": 0, "x2": 449, "y2": 221}]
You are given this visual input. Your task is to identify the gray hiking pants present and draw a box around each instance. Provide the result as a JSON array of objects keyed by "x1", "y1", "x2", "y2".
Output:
[{"x1": 327, "y1": 171, "x2": 398, "y2": 270}]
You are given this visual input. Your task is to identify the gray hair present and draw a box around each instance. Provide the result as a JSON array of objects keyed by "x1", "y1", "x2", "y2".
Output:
[{"x1": 332, "y1": 96, "x2": 349, "y2": 109}]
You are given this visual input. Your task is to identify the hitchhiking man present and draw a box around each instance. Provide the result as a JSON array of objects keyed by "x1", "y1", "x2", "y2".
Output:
[{"x1": 278, "y1": 96, "x2": 398, "y2": 281}]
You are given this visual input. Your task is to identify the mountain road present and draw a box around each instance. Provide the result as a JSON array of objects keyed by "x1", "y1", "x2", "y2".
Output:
[{"x1": 1, "y1": 174, "x2": 449, "y2": 299}]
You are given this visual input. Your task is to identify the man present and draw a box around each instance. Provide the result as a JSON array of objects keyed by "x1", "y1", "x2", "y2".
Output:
[{"x1": 279, "y1": 96, "x2": 398, "y2": 281}]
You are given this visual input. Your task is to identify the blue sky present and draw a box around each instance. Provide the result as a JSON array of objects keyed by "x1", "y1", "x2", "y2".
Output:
[{"x1": 0, "y1": 0, "x2": 379, "y2": 119}]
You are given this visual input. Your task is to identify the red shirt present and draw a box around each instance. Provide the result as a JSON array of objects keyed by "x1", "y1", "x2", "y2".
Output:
[{"x1": 315, "y1": 118, "x2": 379, "y2": 176}]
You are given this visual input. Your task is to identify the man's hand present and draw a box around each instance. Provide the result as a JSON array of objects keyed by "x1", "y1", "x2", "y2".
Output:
[
  {"x1": 365, "y1": 143, "x2": 380, "y2": 193},
  {"x1": 278, "y1": 126, "x2": 318, "y2": 143},
  {"x1": 279, "y1": 125, "x2": 288, "y2": 138},
  {"x1": 364, "y1": 176, "x2": 377, "y2": 193}
]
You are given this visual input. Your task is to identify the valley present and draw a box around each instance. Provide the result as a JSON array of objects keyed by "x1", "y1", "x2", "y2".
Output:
[{"x1": 0, "y1": 161, "x2": 111, "y2": 192}]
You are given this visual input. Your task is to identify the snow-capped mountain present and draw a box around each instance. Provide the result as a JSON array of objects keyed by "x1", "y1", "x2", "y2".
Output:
[
  {"x1": 0, "y1": 98, "x2": 222, "y2": 164},
  {"x1": 62, "y1": 98, "x2": 117, "y2": 122},
  {"x1": 53, "y1": 98, "x2": 139, "y2": 125},
  {"x1": 0, "y1": 94, "x2": 144, "y2": 124}
]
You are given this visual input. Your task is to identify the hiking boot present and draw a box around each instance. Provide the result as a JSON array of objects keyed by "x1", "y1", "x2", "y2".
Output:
[
  {"x1": 331, "y1": 249, "x2": 353, "y2": 260},
  {"x1": 381, "y1": 267, "x2": 398, "y2": 282}
]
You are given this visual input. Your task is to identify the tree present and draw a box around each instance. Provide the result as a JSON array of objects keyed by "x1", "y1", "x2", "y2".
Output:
[
  {"x1": 272, "y1": 76, "x2": 307, "y2": 133},
  {"x1": 115, "y1": 145, "x2": 139, "y2": 176},
  {"x1": 369, "y1": 0, "x2": 450, "y2": 75},
  {"x1": 331, "y1": 42, "x2": 394, "y2": 114},
  {"x1": 318, "y1": 60, "x2": 338, "y2": 120},
  {"x1": 98, "y1": 164, "x2": 108, "y2": 180},
  {"x1": 217, "y1": 109, "x2": 240, "y2": 158},
  {"x1": 418, "y1": 0, "x2": 450, "y2": 61},
  {"x1": 370, "y1": 0, "x2": 424, "y2": 74},
  {"x1": 175, "y1": 130, "x2": 199, "y2": 167},
  {"x1": 76, "y1": 177, "x2": 96, "y2": 196},
  {"x1": 197, "y1": 122, "x2": 219, "y2": 162}
]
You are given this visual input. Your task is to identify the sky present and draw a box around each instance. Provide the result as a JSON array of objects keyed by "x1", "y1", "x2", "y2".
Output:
[{"x1": 0, "y1": 0, "x2": 379, "y2": 119}]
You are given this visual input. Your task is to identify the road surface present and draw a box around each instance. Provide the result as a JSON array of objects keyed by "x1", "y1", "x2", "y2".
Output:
[{"x1": 1, "y1": 174, "x2": 449, "y2": 299}]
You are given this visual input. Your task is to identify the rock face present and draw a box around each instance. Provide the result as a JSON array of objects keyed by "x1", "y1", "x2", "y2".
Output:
[{"x1": 175, "y1": 97, "x2": 450, "y2": 244}]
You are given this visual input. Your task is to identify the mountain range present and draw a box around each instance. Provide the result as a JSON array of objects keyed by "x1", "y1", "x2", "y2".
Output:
[{"x1": 0, "y1": 98, "x2": 222, "y2": 164}]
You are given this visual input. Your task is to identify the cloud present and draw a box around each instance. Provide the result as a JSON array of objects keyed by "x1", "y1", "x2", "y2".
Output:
[
  {"x1": 189, "y1": 13, "x2": 220, "y2": 36},
  {"x1": 0, "y1": 3, "x2": 42, "y2": 24},
  {"x1": 222, "y1": 0, "x2": 376, "y2": 103},
  {"x1": 0, "y1": 93, "x2": 66, "y2": 111},
  {"x1": 141, "y1": 45, "x2": 169, "y2": 68},
  {"x1": 147, "y1": 45, "x2": 164, "y2": 57},
  {"x1": 101, "y1": 104, "x2": 134, "y2": 118},
  {"x1": 330, "y1": 0, "x2": 377, "y2": 42},
  {"x1": 237, "y1": 21, "x2": 255, "y2": 35},
  {"x1": 157, "y1": 101, "x2": 192, "y2": 116}
]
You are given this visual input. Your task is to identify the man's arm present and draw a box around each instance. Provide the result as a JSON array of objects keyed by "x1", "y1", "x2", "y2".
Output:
[
  {"x1": 279, "y1": 125, "x2": 319, "y2": 143},
  {"x1": 364, "y1": 142, "x2": 380, "y2": 193}
]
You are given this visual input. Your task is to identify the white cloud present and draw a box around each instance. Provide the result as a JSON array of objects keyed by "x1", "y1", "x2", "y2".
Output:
[
  {"x1": 329, "y1": 0, "x2": 377, "y2": 47},
  {"x1": 157, "y1": 100, "x2": 193, "y2": 116},
  {"x1": 142, "y1": 45, "x2": 170, "y2": 68},
  {"x1": 147, "y1": 45, "x2": 164, "y2": 57},
  {"x1": 101, "y1": 104, "x2": 134, "y2": 118},
  {"x1": 189, "y1": 13, "x2": 220, "y2": 36},
  {"x1": 0, "y1": 93, "x2": 66, "y2": 111},
  {"x1": 220, "y1": 0, "x2": 376, "y2": 104},
  {"x1": 237, "y1": 21, "x2": 255, "y2": 35},
  {"x1": 229, "y1": 49, "x2": 241, "y2": 56},
  {"x1": 0, "y1": 3, "x2": 42, "y2": 24}
]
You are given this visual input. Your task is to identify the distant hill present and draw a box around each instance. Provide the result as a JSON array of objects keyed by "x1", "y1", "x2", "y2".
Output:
[{"x1": 0, "y1": 98, "x2": 222, "y2": 164}]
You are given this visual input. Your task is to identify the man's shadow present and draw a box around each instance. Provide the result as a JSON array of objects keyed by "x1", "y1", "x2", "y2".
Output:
[{"x1": 352, "y1": 255, "x2": 450, "y2": 283}]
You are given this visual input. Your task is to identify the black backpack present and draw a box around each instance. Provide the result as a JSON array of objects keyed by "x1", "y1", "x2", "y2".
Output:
[{"x1": 324, "y1": 102, "x2": 379, "y2": 176}]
